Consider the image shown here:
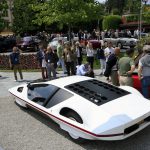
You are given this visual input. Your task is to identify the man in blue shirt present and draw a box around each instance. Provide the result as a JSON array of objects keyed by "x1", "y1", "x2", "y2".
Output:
[{"x1": 9, "y1": 46, "x2": 23, "y2": 81}]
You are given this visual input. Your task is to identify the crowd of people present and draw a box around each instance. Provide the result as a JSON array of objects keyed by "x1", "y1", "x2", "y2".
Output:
[
  {"x1": 101, "y1": 42, "x2": 150, "y2": 99},
  {"x1": 18, "y1": 27, "x2": 141, "y2": 45},
  {"x1": 5, "y1": 36, "x2": 150, "y2": 99}
]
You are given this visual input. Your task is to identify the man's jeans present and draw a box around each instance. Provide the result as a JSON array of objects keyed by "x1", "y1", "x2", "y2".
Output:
[
  {"x1": 100, "y1": 59, "x2": 106, "y2": 74},
  {"x1": 141, "y1": 76, "x2": 150, "y2": 98},
  {"x1": 57, "y1": 58, "x2": 67, "y2": 73}
]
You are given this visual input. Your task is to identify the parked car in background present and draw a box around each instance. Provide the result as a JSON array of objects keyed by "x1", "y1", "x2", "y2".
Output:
[
  {"x1": 80, "y1": 39, "x2": 101, "y2": 52},
  {"x1": 17, "y1": 36, "x2": 39, "y2": 52},
  {"x1": 87, "y1": 40, "x2": 101, "y2": 49},
  {"x1": 51, "y1": 36, "x2": 68, "y2": 42},
  {"x1": 32, "y1": 36, "x2": 41, "y2": 45},
  {"x1": 49, "y1": 38, "x2": 101, "y2": 52},
  {"x1": 49, "y1": 36, "x2": 79, "y2": 50},
  {"x1": 0, "y1": 36, "x2": 16, "y2": 53},
  {"x1": 103, "y1": 37, "x2": 138, "y2": 48},
  {"x1": 48, "y1": 40, "x2": 59, "y2": 50},
  {"x1": 140, "y1": 33, "x2": 149, "y2": 38}
]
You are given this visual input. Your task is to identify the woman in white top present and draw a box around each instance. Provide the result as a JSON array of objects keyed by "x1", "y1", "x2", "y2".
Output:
[{"x1": 86, "y1": 42, "x2": 94, "y2": 69}]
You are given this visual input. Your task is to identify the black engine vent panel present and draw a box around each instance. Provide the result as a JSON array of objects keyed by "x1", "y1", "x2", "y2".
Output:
[{"x1": 65, "y1": 79, "x2": 130, "y2": 106}]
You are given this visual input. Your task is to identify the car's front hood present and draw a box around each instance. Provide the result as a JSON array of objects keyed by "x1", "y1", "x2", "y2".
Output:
[{"x1": 100, "y1": 94, "x2": 150, "y2": 124}]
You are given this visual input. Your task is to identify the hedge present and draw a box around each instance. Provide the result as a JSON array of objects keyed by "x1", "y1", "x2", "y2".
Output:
[
  {"x1": 123, "y1": 14, "x2": 148, "y2": 23},
  {"x1": 0, "y1": 53, "x2": 39, "y2": 70},
  {"x1": 102, "y1": 15, "x2": 122, "y2": 30}
]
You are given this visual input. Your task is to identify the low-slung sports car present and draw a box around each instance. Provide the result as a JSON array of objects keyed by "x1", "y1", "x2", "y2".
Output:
[{"x1": 9, "y1": 76, "x2": 150, "y2": 142}]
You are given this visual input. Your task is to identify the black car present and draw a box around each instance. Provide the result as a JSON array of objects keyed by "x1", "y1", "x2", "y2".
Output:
[
  {"x1": 17, "y1": 36, "x2": 40, "y2": 52},
  {"x1": 0, "y1": 36, "x2": 16, "y2": 53}
]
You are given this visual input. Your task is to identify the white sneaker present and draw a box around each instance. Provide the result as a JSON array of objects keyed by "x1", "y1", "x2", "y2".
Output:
[{"x1": 14, "y1": 80, "x2": 18, "y2": 82}]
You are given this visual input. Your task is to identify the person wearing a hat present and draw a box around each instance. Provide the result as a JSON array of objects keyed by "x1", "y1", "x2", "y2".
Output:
[{"x1": 138, "y1": 45, "x2": 150, "y2": 98}]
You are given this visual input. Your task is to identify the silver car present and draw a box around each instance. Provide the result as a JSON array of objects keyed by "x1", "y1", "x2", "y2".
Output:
[{"x1": 103, "y1": 37, "x2": 138, "y2": 48}]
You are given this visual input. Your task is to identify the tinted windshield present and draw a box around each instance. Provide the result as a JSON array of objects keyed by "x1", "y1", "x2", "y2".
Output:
[{"x1": 27, "y1": 84, "x2": 59, "y2": 105}]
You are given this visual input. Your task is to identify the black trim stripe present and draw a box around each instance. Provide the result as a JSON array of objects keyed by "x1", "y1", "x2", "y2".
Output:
[{"x1": 9, "y1": 92, "x2": 124, "y2": 138}]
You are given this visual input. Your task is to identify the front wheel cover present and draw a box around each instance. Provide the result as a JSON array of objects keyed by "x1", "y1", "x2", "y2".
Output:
[{"x1": 65, "y1": 111, "x2": 85, "y2": 142}]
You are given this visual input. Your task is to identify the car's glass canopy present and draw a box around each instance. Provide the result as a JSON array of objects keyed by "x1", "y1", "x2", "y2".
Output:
[{"x1": 27, "y1": 83, "x2": 73, "y2": 108}]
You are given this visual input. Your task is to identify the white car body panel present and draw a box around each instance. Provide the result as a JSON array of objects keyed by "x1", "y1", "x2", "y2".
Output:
[{"x1": 9, "y1": 76, "x2": 150, "y2": 141}]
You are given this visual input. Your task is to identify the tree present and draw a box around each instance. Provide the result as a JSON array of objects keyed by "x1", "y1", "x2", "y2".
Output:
[
  {"x1": 102, "y1": 15, "x2": 121, "y2": 30},
  {"x1": 0, "y1": 0, "x2": 8, "y2": 31},
  {"x1": 143, "y1": 5, "x2": 150, "y2": 24},
  {"x1": 12, "y1": 0, "x2": 39, "y2": 34},
  {"x1": 32, "y1": 0, "x2": 103, "y2": 39},
  {"x1": 105, "y1": 0, "x2": 126, "y2": 15},
  {"x1": 124, "y1": 0, "x2": 141, "y2": 14}
]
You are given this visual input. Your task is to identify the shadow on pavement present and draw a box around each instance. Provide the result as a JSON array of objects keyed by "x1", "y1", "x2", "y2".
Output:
[{"x1": 0, "y1": 76, "x2": 9, "y2": 80}]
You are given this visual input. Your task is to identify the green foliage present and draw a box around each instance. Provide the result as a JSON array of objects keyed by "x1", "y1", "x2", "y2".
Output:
[
  {"x1": 0, "y1": 18, "x2": 5, "y2": 31},
  {"x1": 12, "y1": 0, "x2": 39, "y2": 34},
  {"x1": 0, "y1": 0, "x2": 8, "y2": 10},
  {"x1": 0, "y1": 0, "x2": 8, "y2": 31},
  {"x1": 124, "y1": 0, "x2": 140, "y2": 14},
  {"x1": 125, "y1": 14, "x2": 139, "y2": 22},
  {"x1": 105, "y1": 0, "x2": 141, "y2": 15},
  {"x1": 105, "y1": 0, "x2": 126, "y2": 15},
  {"x1": 102, "y1": 15, "x2": 121, "y2": 30},
  {"x1": 143, "y1": 6, "x2": 150, "y2": 23},
  {"x1": 32, "y1": 0, "x2": 103, "y2": 29},
  {"x1": 124, "y1": 11, "x2": 150, "y2": 24},
  {"x1": 135, "y1": 35, "x2": 150, "y2": 53}
]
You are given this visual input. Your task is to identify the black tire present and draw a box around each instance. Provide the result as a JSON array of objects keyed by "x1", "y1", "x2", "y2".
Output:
[{"x1": 65, "y1": 111, "x2": 85, "y2": 143}]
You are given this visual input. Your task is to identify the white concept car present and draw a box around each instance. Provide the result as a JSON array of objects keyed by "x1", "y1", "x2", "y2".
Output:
[{"x1": 9, "y1": 76, "x2": 150, "y2": 142}]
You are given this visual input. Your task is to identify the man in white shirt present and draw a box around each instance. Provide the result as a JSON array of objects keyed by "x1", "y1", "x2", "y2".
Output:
[
  {"x1": 104, "y1": 41, "x2": 115, "y2": 61},
  {"x1": 76, "y1": 63, "x2": 94, "y2": 78},
  {"x1": 104, "y1": 41, "x2": 115, "y2": 81}
]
